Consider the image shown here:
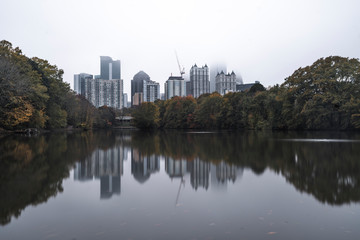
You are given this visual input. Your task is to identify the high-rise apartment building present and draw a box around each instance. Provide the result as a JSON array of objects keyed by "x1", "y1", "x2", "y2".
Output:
[
  {"x1": 210, "y1": 64, "x2": 227, "y2": 93},
  {"x1": 164, "y1": 76, "x2": 186, "y2": 100},
  {"x1": 81, "y1": 78, "x2": 123, "y2": 109},
  {"x1": 74, "y1": 56, "x2": 123, "y2": 109},
  {"x1": 215, "y1": 71, "x2": 237, "y2": 95},
  {"x1": 144, "y1": 80, "x2": 160, "y2": 103},
  {"x1": 190, "y1": 64, "x2": 210, "y2": 98},
  {"x1": 100, "y1": 56, "x2": 121, "y2": 80},
  {"x1": 74, "y1": 73, "x2": 93, "y2": 94},
  {"x1": 131, "y1": 71, "x2": 160, "y2": 106}
]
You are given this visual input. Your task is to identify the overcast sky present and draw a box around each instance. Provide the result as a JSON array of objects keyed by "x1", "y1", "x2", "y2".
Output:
[{"x1": 1, "y1": 0, "x2": 360, "y2": 95}]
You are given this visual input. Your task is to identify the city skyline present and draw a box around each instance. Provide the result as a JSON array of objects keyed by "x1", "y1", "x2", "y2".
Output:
[{"x1": 1, "y1": 0, "x2": 359, "y2": 97}]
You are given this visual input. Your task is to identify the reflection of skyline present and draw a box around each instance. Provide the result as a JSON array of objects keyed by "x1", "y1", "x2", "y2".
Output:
[
  {"x1": 131, "y1": 148, "x2": 160, "y2": 183},
  {"x1": 211, "y1": 161, "x2": 243, "y2": 191},
  {"x1": 74, "y1": 144, "x2": 243, "y2": 196},
  {"x1": 74, "y1": 145, "x2": 128, "y2": 199},
  {"x1": 189, "y1": 158, "x2": 210, "y2": 190},
  {"x1": 164, "y1": 156, "x2": 243, "y2": 191},
  {"x1": 165, "y1": 157, "x2": 188, "y2": 179}
]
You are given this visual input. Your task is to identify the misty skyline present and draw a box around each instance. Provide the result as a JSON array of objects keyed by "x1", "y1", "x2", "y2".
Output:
[{"x1": 1, "y1": 0, "x2": 359, "y2": 95}]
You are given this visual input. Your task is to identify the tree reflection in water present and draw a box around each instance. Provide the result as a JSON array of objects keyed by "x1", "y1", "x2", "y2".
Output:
[{"x1": 1, "y1": 130, "x2": 360, "y2": 226}]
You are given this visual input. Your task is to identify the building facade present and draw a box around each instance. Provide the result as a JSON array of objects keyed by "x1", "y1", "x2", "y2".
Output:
[
  {"x1": 131, "y1": 71, "x2": 160, "y2": 106},
  {"x1": 215, "y1": 71, "x2": 237, "y2": 95},
  {"x1": 81, "y1": 78, "x2": 123, "y2": 109},
  {"x1": 74, "y1": 73, "x2": 93, "y2": 94},
  {"x1": 144, "y1": 80, "x2": 160, "y2": 103},
  {"x1": 236, "y1": 81, "x2": 260, "y2": 92},
  {"x1": 74, "y1": 56, "x2": 123, "y2": 109},
  {"x1": 210, "y1": 64, "x2": 227, "y2": 93},
  {"x1": 100, "y1": 56, "x2": 121, "y2": 80},
  {"x1": 123, "y1": 93, "x2": 128, "y2": 108},
  {"x1": 164, "y1": 76, "x2": 186, "y2": 100},
  {"x1": 190, "y1": 64, "x2": 210, "y2": 98}
]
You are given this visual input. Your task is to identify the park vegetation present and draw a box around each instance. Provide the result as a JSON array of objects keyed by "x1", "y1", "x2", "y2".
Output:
[
  {"x1": 2, "y1": 40, "x2": 360, "y2": 131},
  {"x1": 133, "y1": 56, "x2": 360, "y2": 130},
  {"x1": 0, "y1": 40, "x2": 117, "y2": 131}
]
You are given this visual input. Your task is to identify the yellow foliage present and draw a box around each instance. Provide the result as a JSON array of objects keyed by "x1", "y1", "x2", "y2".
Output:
[{"x1": 5, "y1": 97, "x2": 34, "y2": 127}]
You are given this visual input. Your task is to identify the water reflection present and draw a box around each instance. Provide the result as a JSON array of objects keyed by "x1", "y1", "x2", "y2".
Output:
[
  {"x1": 74, "y1": 145, "x2": 126, "y2": 198},
  {"x1": 1, "y1": 130, "x2": 360, "y2": 227},
  {"x1": 131, "y1": 148, "x2": 160, "y2": 184}
]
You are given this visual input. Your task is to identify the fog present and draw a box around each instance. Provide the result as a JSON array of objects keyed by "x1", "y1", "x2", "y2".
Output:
[{"x1": 1, "y1": 0, "x2": 359, "y2": 95}]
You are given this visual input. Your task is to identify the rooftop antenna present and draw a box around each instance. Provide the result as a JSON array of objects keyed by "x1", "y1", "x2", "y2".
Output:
[{"x1": 175, "y1": 50, "x2": 185, "y2": 78}]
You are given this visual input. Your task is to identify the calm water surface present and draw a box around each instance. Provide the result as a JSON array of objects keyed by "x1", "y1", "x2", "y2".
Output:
[{"x1": 1, "y1": 130, "x2": 360, "y2": 240}]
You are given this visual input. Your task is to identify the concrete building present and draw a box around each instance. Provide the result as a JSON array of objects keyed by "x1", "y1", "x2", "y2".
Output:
[
  {"x1": 80, "y1": 78, "x2": 123, "y2": 109},
  {"x1": 164, "y1": 76, "x2": 186, "y2": 100},
  {"x1": 210, "y1": 64, "x2": 227, "y2": 93},
  {"x1": 132, "y1": 92, "x2": 143, "y2": 106},
  {"x1": 74, "y1": 56, "x2": 123, "y2": 109},
  {"x1": 123, "y1": 93, "x2": 128, "y2": 108},
  {"x1": 185, "y1": 81, "x2": 191, "y2": 96},
  {"x1": 215, "y1": 71, "x2": 237, "y2": 95},
  {"x1": 74, "y1": 73, "x2": 93, "y2": 95},
  {"x1": 236, "y1": 81, "x2": 260, "y2": 92},
  {"x1": 190, "y1": 64, "x2": 210, "y2": 98},
  {"x1": 144, "y1": 80, "x2": 160, "y2": 103}
]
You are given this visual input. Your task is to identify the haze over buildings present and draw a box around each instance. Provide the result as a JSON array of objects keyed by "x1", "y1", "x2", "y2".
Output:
[{"x1": 2, "y1": 0, "x2": 359, "y2": 96}]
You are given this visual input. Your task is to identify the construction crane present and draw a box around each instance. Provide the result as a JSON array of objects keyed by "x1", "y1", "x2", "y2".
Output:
[
  {"x1": 175, "y1": 176, "x2": 185, "y2": 207},
  {"x1": 175, "y1": 51, "x2": 185, "y2": 78}
]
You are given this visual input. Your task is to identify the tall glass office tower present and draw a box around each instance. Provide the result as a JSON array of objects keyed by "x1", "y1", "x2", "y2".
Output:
[{"x1": 100, "y1": 56, "x2": 121, "y2": 80}]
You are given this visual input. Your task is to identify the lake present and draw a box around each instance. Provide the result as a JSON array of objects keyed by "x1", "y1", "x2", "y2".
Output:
[{"x1": 1, "y1": 130, "x2": 360, "y2": 240}]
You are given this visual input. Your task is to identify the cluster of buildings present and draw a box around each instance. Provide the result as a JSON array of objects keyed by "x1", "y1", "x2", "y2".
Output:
[{"x1": 74, "y1": 56, "x2": 259, "y2": 109}]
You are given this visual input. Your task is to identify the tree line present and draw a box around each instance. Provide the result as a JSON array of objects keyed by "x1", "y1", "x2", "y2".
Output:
[
  {"x1": 0, "y1": 40, "x2": 117, "y2": 131},
  {"x1": 133, "y1": 56, "x2": 360, "y2": 130}
]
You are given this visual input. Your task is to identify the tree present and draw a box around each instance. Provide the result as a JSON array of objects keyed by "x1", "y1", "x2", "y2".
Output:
[
  {"x1": 281, "y1": 56, "x2": 360, "y2": 129},
  {"x1": 162, "y1": 96, "x2": 196, "y2": 128},
  {"x1": 0, "y1": 40, "x2": 49, "y2": 129},
  {"x1": 194, "y1": 93, "x2": 223, "y2": 128},
  {"x1": 132, "y1": 102, "x2": 160, "y2": 129}
]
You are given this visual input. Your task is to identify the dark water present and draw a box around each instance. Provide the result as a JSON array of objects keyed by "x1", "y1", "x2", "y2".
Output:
[{"x1": 1, "y1": 130, "x2": 360, "y2": 240}]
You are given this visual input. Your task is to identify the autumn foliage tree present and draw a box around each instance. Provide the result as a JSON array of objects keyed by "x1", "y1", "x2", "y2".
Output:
[
  {"x1": 133, "y1": 56, "x2": 360, "y2": 130},
  {"x1": 0, "y1": 40, "x2": 115, "y2": 131}
]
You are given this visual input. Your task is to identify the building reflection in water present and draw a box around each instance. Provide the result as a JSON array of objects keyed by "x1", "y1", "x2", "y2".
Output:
[
  {"x1": 165, "y1": 156, "x2": 243, "y2": 191},
  {"x1": 74, "y1": 145, "x2": 243, "y2": 196},
  {"x1": 211, "y1": 161, "x2": 243, "y2": 191},
  {"x1": 74, "y1": 145, "x2": 127, "y2": 199},
  {"x1": 131, "y1": 149, "x2": 160, "y2": 183},
  {"x1": 165, "y1": 157, "x2": 188, "y2": 179},
  {"x1": 189, "y1": 158, "x2": 211, "y2": 190}
]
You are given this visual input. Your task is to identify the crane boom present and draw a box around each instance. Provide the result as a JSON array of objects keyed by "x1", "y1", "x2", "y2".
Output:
[{"x1": 175, "y1": 51, "x2": 185, "y2": 77}]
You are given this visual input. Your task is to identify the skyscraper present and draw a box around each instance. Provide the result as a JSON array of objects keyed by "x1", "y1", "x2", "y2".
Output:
[
  {"x1": 164, "y1": 76, "x2": 186, "y2": 100},
  {"x1": 131, "y1": 71, "x2": 160, "y2": 106},
  {"x1": 210, "y1": 64, "x2": 227, "y2": 93},
  {"x1": 74, "y1": 56, "x2": 123, "y2": 109},
  {"x1": 190, "y1": 64, "x2": 210, "y2": 98},
  {"x1": 100, "y1": 56, "x2": 121, "y2": 80},
  {"x1": 74, "y1": 73, "x2": 93, "y2": 94},
  {"x1": 215, "y1": 71, "x2": 237, "y2": 95}
]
